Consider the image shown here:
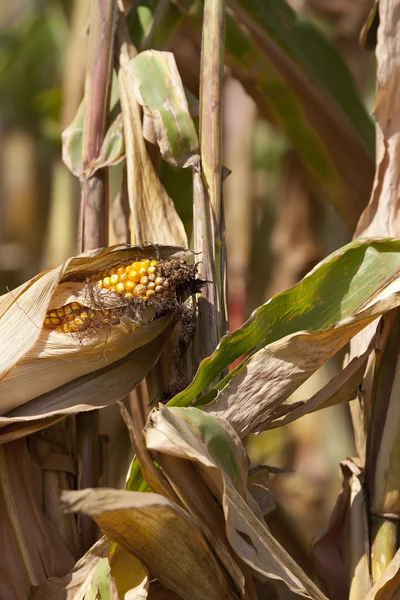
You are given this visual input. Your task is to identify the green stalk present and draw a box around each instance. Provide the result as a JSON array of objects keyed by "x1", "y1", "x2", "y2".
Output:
[
  {"x1": 193, "y1": 0, "x2": 227, "y2": 362},
  {"x1": 77, "y1": 0, "x2": 117, "y2": 553}
]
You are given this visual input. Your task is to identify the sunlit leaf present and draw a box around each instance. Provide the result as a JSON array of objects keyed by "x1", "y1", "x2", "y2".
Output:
[{"x1": 132, "y1": 50, "x2": 198, "y2": 167}]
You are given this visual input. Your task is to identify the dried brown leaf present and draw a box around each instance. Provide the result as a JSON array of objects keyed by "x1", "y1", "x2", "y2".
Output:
[{"x1": 62, "y1": 488, "x2": 235, "y2": 600}]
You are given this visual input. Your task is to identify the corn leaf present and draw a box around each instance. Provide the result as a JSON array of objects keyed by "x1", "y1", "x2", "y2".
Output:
[
  {"x1": 131, "y1": 50, "x2": 198, "y2": 167},
  {"x1": 62, "y1": 76, "x2": 125, "y2": 179},
  {"x1": 61, "y1": 488, "x2": 235, "y2": 600},
  {"x1": 32, "y1": 538, "x2": 148, "y2": 600},
  {"x1": 312, "y1": 459, "x2": 371, "y2": 600},
  {"x1": 262, "y1": 340, "x2": 373, "y2": 431},
  {"x1": 118, "y1": 43, "x2": 188, "y2": 247},
  {"x1": 145, "y1": 405, "x2": 327, "y2": 599},
  {"x1": 173, "y1": 0, "x2": 375, "y2": 229},
  {"x1": 168, "y1": 239, "x2": 400, "y2": 412}
]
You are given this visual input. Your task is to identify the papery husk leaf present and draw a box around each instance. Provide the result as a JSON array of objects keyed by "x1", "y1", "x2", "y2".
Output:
[
  {"x1": 118, "y1": 43, "x2": 188, "y2": 247},
  {"x1": 131, "y1": 50, "x2": 198, "y2": 168},
  {"x1": 0, "y1": 244, "x2": 188, "y2": 437},
  {"x1": 168, "y1": 239, "x2": 400, "y2": 410},
  {"x1": 312, "y1": 459, "x2": 371, "y2": 600},
  {"x1": 145, "y1": 406, "x2": 326, "y2": 599},
  {"x1": 61, "y1": 488, "x2": 234, "y2": 600}
]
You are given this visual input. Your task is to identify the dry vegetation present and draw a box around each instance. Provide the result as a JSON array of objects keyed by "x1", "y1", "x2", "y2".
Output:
[{"x1": 2, "y1": 0, "x2": 400, "y2": 599}]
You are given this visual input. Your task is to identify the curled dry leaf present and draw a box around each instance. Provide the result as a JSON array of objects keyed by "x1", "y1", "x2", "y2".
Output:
[
  {"x1": 144, "y1": 406, "x2": 327, "y2": 599},
  {"x1": 61, "y1": 488, "x2": 235, "y2": 600},
  {"x1": 260, "y1": 339, "x2": 373, "y2": 431},
  {"x1": 31, "y1": 537, "x2": 149, "y2": 600},
  {"x1": 0, "y1": 244, "x2": 200, "y2": 440},
  {"x1": 118, "y1": 43, "x2": 188, "y2": 248}
]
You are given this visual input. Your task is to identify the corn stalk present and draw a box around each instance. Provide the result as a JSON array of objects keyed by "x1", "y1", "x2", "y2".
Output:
[
  {"x1": 193, "y1": 0, "x2": 227, "y2": 363},
  {"x1": 77, "y1": 0, "x2": 117, "y2": 552}
]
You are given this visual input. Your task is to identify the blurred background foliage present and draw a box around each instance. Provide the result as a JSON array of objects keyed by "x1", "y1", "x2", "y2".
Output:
[{"x1": 0, "y1": 0, "x2": 376, "y2": 566}]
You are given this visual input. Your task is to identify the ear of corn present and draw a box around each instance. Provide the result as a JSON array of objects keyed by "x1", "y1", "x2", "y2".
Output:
[{"x1": 44, "y1": 256, "x2": 198, "y2": 334}]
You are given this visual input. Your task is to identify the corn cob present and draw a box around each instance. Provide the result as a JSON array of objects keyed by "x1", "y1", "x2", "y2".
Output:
[
  {"x1": 44, "y1": 256, "x2": 198, "y2": 333},
  {"x1": 96, "y1": 258, "x2": 172, "y2": 300}
]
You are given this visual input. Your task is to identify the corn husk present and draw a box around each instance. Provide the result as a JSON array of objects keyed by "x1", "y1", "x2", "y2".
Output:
[{"x1": 0, "y1": 244, "x2": 190, "y2": 440}]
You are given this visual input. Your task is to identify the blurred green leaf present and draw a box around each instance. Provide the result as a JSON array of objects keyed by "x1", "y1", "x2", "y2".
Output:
[
  {"x1": 173, "y1": 0, "x2": 375, "y2": 229},
  {"x1": 62, "y1": 76, "x2": 125, "y2": 178}
]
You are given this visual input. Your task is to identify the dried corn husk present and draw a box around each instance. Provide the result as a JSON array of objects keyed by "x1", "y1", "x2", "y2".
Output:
[{"x1": 0, "y1": 244, "x2": 193, "y2": 441}]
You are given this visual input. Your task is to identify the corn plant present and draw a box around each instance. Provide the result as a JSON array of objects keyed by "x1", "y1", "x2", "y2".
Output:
[{"x1": 2, "y1": 0, "x2": 400, "y2": 599}]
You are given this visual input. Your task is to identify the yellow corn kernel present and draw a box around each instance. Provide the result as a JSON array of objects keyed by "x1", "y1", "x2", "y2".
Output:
[
  {"x1": 150, "y1": 259, "x2": 158, "y2": 267},
  {"x1": 51, "y1": 317, "x2": 61, "y2": 325},
  {"x1": 132, "y1": 261, "x2": 141, "y2": 270},
  {"x1": 120, "y1": 272, "x2": 128, "y2": 282},
  {"x1": 102, "y1": 277, "x2": 111, "y2": 288},
  {"x1": 141, "y1": 259, "x2": 150, "y2": 269},
  {"x1": 110, "y1": 274, "x2": 119, "y2": 286},
  {"x1": 147, "y1": 281, "x2": 156, "y2": 291},
  {"x1": 148, "y1": 266, "x2": 156, "y2": 275},
  {"x1": 49, "y1": 311, "x2": 57, "y2": 318},
  {"x1": 44, "y1": 317, "x2": 52, "y2": 326},
  {"x1": 116, "y1": 282, "x2": 125, "y2": 293},
  {"x1": 80, "y1": 312, "x2": 88, "y2": 320},
  {"x1": 146, "y1": 289, "x2": 155, "y2": 299},
  {"x1": 148, "y1": 273, "x2": 156, "y2": 282},
  {"x1": 71, "y1": 302, "x2": 80, "y2": 310},
  {"x1": 56, "y1": 308, "x2": 64, "y2": 317},
  {"x1": 162, "y1": 281, "x2": 169, "y2": 289},
  {"x1": 117, "y1": 266, "x2": 125, "y2": 277},
  {"x1": 128, "y1": 270, "x2": 140, "y2": 283},
  {"x1": 139, "y1": 267, "x2": 147, "y2": 276},
  {"x1": 124, "y1": 280, "x2": 135, "y2": 292},
  {"x1": 64, "y1": 304, "x2": 73, "y2": 315},
  {"x1": 140, "y1": 276, "x2": 149, "y2": 286},
  {"x1": 155, "y1": 277, "x2": 164, "y2": 285},
  {"x1": 125, "y1": 292, "x2": 134, "y2": 299},
  {"x1": 155, "y1": 285, "x2": 163, "y2": 294}
]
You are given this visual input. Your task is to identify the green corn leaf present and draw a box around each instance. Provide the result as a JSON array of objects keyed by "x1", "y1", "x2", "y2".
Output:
[{"x1": 167, "y1": 239, "x2": 400, "y2": 409}]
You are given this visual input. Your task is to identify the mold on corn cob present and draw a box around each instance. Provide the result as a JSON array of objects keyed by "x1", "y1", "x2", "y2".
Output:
[{"x1": 44, "y1": 256, "x2": 200, "y2": 334}]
